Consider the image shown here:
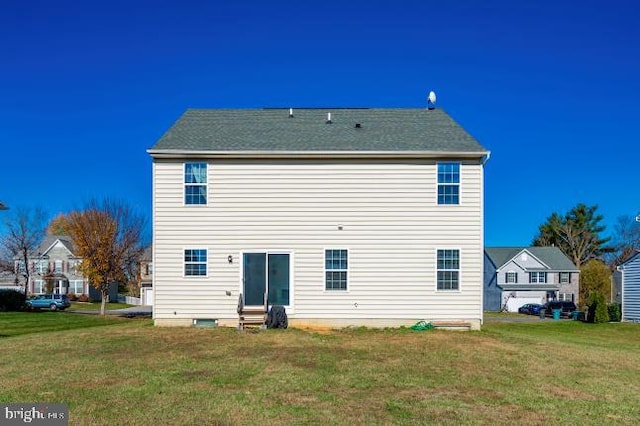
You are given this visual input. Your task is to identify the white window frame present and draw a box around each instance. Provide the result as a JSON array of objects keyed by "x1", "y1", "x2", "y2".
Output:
[
  {"x1": 184, "y1": 162, "x2": 208, "y2": 206},
  {"x1": 558, "y1": 292, "x2": 573, "y2": 302},
  {"x1": 559, "y1": 272, "x2": 570, "y2": 284},
  {"x1": 324, "y1": 248, "x2": 349, "y2": 291},
  {"x1": 34, "y1": 279, "x2": 44, "y2": 294},
  {"x1": 436, "y1": 248, "x2": 461, "y2": 291},
  {"x1": 69, "y1": 280, "x2": 84, "y2": 294},
  {"x1": 184, "y1": 248, "x2": 208, "y2": 278},
  {"x1": 239, "y1": 250, "x2": 295, "y2": 311},
  {"x1": 55, "y1": 260, "x2": 63, "y2": 273},
  {"x1": 530, "y1": 272, "x2": 547, "y2": 283},
  {"x1": 505, "y1": 271, "x2": 517, "y2": 284},
  {"x1": 436, "y1": 162, "x2": 460, "y2": 205}
]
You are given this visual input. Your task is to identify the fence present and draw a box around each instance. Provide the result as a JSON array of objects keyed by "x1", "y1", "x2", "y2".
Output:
[{"x1": 117, "y1": 295, "x2": 142, "y2": 305}]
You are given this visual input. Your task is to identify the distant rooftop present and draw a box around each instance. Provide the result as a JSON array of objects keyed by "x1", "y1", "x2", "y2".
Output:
[
  {"x1": 485, "y1": 246, "x2": 579, "y2": 271},
  {"x1": 149, "y1": 108, "x2": 488, "y2": 156}
]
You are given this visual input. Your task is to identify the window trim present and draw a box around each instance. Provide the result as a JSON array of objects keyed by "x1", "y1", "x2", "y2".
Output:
[
  {"x1": 505, "y1": 271, "x2": 517, "y2": 284},
  {"x1": 183, "y1": 248, "x2": 208, "y2": 278},
  {"x1": 436, "y1": 248, "x2": 461, "y2": 291},
  {"x1": 324, "y1": 248, "x2": 349, "y2": 292},
  {"x1": 69, "y1": 280, "x2": 84, "y2": 294},
  {"x1": 437, "y1": 162, "x2": 461, "y2": 205},
  {"x1": 559, "y1": 272, "x2": 570, "y2": 284},
  {"x1": 184, "y1": 162, "x2": 208, "y2": 206},
  {"x1": 529, "y1": 271, "x2": 547, "y2": 283}
]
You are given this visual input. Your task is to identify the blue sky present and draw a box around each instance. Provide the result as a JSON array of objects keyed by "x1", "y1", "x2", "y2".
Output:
[{"x1": 1, "y1": 0, "x2": 638, "y2": 246}]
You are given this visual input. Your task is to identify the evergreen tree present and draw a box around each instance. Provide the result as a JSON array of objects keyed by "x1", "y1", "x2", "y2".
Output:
[{"x1": 532, "y1": 203, "x2": 611, "y2": 268}]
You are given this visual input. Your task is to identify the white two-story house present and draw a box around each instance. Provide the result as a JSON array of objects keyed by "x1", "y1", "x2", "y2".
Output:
[{"x1": 149, "y1": 106, "x2": 490, "y2": 329}]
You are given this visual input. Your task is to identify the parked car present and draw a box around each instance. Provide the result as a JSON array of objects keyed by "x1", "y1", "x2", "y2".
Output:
[
  {"x1": 542, "y1": 301, "x2": 577, "y2": 318},
  {"x1": 26, "y1": 294, "x2": 71, "y2": 311},
  {"x1": 518, "y1": 303, "x2": 543, "y2": 315}
]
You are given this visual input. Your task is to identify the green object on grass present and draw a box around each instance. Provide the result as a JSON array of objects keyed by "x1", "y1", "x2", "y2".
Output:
[{"x1": 410, "y1": 320, "x2": 434, "y2": 331}]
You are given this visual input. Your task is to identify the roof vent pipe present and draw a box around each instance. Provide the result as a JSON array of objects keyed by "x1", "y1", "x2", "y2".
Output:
[
  {"x1": 289, "y1": 108, "x2": 294, "y2": 118},
  {"x1": 326, "y1": 112, "x2": 332, "y2": 124},
  {"x1": 355, "y1": 123, "x2": 361, "y2": 129},
  {"x1": 427, "y1": 91, "x2": 437, "y2": 110}
]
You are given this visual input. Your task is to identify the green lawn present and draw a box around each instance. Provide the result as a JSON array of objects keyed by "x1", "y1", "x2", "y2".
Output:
[{"x1": 1, "y1": 313, "x2": 639, "y2": 425}]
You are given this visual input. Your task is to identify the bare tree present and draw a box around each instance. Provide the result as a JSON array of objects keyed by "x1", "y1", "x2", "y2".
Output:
[
  {"x1": 64, "y1": 199, "x2": 146, "y2": 315},
  {"x1": 1, "y1": 206, "x2": 47, "y2": 298},
  {"x1": 606, "y1": 215, "x2": 640, "y2": 268}
]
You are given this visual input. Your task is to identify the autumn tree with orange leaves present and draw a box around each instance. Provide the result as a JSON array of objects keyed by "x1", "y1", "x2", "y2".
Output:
[{"x1": 64, "y1": 199, "x2": 146, "y2": 315}]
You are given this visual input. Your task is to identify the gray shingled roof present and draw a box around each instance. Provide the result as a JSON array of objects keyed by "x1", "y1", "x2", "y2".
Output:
[
  {"x1": 149, "y1": 108, "x2": 488, "y2": 154},
  {"x1": 485, "y1": 247, "x2": 579, "y2": 271},
  {"x1": 32, "y1": 235, "x2": 76, "y2": 257}
]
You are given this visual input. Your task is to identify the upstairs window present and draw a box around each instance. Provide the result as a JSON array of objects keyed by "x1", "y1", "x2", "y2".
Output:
[
  {"x1": 529, "y1": 272, "x2": 547, "y2": 283},
  {"x1": 437, "y1": 162, "x2": 460, "y2": 205},
  {"x1": 184, "y1": 249, "x2": 207, "y2": 277},
  {"x1": 437, "y1": 249, "x2": 460, "y2": 290},
  {"x1": 325, "y1": 249, "x2": 348, "y2": 290},
  {"x1": 505, "y1": 271, "x2": 517, "y2": 283},
  {"x1": 185, "y1": 163, "x2": 207, "y2": 205},
  {"x1": 559, "y1": 272, "x2": 570, "y2": 284},
  {"x1": 55, "y1": 260, "x2": 63, "y2": 273}
]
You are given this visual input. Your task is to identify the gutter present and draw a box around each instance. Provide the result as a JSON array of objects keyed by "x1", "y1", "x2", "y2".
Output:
[{"x1": 147, "y1": 149, "x2": 490, "y2": 160}]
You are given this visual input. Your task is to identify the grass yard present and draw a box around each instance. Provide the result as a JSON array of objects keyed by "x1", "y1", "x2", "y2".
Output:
[{"x1": 1, "y1": 314, "x2": 639, "y2": 425}]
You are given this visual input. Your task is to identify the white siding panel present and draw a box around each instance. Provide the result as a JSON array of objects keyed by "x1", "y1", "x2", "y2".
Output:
[
  {"x1": 622, "y1": 256, "x2": 640, "y2": 322},
  {"x1": 153, "y1": 159, "x2": 484, "y2": 325}
]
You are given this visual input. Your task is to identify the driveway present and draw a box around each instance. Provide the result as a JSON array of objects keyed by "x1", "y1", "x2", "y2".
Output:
[
  {"x1": 70, "y1": 305, "x2": 152, "y2": 318},
  {"x1": 484, "y1": 315, "x2": 572, "y2": 323}
]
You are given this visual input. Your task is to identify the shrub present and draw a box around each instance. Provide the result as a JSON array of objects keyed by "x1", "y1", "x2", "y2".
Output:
[
  {"x1": 587, "y1": 291, "x2": 609, "y2": 323},
  {"x1": 0, "y1": 289, "x2": 26, "y2": 311},
  {"x1": 608, "y1": 303, "x2": 622, "y2": 322},
  {"x1": 77, "y1": 294, "x2": 89, "y2": 302},
  {"x1": 68, "y1": 293, "x2": 78, "y2": 301}
]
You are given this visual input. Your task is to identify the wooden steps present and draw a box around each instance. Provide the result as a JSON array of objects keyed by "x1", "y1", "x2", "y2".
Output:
[
  {"x1": 431, "y1": 321, "x2": 473, "y2": 331},
  {"x1": 237, "y1": 293, "x2": 267, "y2": 330}
]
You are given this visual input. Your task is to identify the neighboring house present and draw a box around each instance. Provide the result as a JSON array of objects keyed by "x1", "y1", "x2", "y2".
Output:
[
  {"x1": 617, "y1": 252, "x2": 640, "y2": 322},
  {"x1": 148, "y1": 107, "x2": 490, "y2": 329},
  {"x1": 15, "y1": 235, "x2": 89, "y2": 296},
  {"x1": 484, "y1": 247, "x2": 580, "y2": 312},
  {"x1": 140, "y1": 245, "x2": 154, "y2": 306}
]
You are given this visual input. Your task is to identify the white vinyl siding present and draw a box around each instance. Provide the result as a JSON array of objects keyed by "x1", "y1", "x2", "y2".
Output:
[{"x1": 153, "y1": 159, "x2": 484, "y2": 324}]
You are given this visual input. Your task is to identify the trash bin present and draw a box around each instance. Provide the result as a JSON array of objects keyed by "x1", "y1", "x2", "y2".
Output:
[
  {"x1": 539, "y1": 308, "x2": 546, "y2": 319},
  {"x1": 572, "y1": 311, "x2": 580, "y2": 320},
  {"x1": 552, "y1": 309, "x2": 561, "y2": 320}
]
